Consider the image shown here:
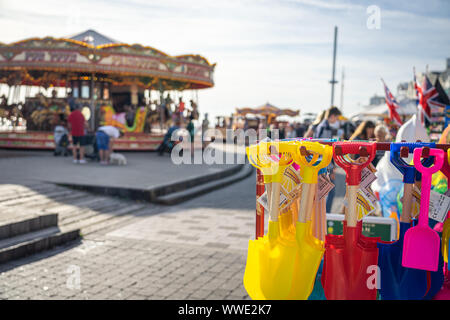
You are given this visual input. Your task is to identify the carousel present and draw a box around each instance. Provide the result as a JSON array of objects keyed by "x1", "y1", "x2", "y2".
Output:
[
  {"x1": 232, "y1": 102, "x2": 299, "y2": 130},
  {"x1": 0, "y1": 30, "x2": 215, "y2": 150},
  {"x1": 215, "y1": 102, "x2": 300, "y2": 141}
]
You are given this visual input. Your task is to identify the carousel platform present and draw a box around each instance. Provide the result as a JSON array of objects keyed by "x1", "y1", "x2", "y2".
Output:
[{"x1": 0, "y1": 131, "x2": 165, "y2": 151}]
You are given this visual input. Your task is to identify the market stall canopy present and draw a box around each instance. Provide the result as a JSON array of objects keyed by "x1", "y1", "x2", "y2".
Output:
[
  {"x1": 0, "y1": 29, "x2": 215, "y2": 90},
  {"x1": 236, "y1": 103, "x2": 300, "y2": 117},
  {"x1": 349, "y1": 98, "x2": 418, "y2": 121}
]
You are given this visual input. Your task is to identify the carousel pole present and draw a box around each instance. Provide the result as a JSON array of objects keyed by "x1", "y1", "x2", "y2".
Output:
[
  {"x1": 7, "y1": 85, "x2": 12, "y2": 105},
  {"x1": 90, "y1": 72, "x2": 95, "y2": 130},
  {"x1": 158, "y1": 79, "x2": 164, "y2": 132}
]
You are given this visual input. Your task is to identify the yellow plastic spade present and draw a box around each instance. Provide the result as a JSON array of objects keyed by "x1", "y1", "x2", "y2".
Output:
[
  {"x1": 287, "y1": 141, "x2": 332, "y2": 300},
  {"x1": 244, "y1": 141, "x2": 298, "y2": 300}
]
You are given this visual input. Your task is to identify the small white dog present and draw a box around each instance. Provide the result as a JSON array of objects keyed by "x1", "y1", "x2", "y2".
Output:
[{"x1": 109, "y1": 152, "x2": 127, "y2": 165}]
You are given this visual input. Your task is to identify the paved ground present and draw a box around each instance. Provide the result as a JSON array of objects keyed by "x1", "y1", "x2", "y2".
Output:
[
  {"x1": 0, "y1": 175, "x2": 256, "y2": 300},
  {"x1": 0, "y1": 170, "x2": 346, "y2": 300},
  {"x1": 0, "y1": 146, "x2": 240, "y2": 188},
  {"x1": 0, "y1": 141, "x2": 347, "y2": 300}
]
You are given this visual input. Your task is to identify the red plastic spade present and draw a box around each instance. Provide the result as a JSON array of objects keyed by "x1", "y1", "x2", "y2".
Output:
[{"x1": 322, "y1": 142, "x2": 380, "y2": 300}]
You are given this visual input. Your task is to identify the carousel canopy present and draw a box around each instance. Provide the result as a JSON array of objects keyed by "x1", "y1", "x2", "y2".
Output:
[
  {"x1": 235, "y1": 102, "x2": 300, "y2": 118},
  {"x1": 349, "y1": 97, "x2": 418, "y2": 121},
  {"x1": 69, "y1": 29, "x2": 119, "y2": 47},
  {"x1": 0, "y1": 29, "x2": 215, "y2": 90}
]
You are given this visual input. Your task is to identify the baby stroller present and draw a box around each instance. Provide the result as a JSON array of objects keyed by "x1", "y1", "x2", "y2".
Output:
[
  {"x1": 54, "y1": 125, "x2": 70, "y2": 156},
  {"x1": 84, "y1": 134, "x2": 100, "y2": 162}
]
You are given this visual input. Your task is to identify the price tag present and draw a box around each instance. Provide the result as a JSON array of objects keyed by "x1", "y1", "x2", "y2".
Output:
[
  {"x1": 411, "y1": 186, "x2": 421, "y2": 219},
  {"x1": 257, "y1": 191, "x2": 269, "y2": 211},
  {"x1": 257, "y1": 187, "x2": 290, "y2": 212},
  {"x1": 317, "y1": 175, "x2": 335, "y2": 200},
  {"x1": 343, "y1": 187, "x2": 376, "y2": 220},
  {"x1": 429, "y1": 190, "x2": 450, "y2": 223},
  {"x1": 360, "y1": 166, "x2": 377, "y2": 190}
]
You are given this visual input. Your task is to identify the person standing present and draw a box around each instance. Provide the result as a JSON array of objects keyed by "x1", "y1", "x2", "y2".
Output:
[
  {"x1": 313, "y1": 106, "x2": 342, "y2": 213},
  {"x1": 67, "y1": 105, "x2": 87, "y2": 164},
  {"x1": 349, "y1": 120, "x2": 375, "y2": 141},
  {"x1": 304, "y1": 110, "x2": 326, "y2": 138},
  {"x1": 178, "y1": 98, "x2": 185, "y2": 121},
  {"x1": 190, "y1": 99, "x2": 199, "y2": 120},
  {"x1": 186, "y1": 115, "x2": 195, "y2": 143},
  {"x1": 96, "y1": 125, "x2": 122, "y2": 165},
  {"x1": 202, "y1": 113, "x2": 209, "y2": 139}
]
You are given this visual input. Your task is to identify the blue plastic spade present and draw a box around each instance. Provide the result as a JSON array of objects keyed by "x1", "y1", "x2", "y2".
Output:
[
  {"x1": 378, "y1": 222, "x2": 428, "y2": 299},
  {"x1": 376, "y1": 143, "x2": 436, "y2": 300}
]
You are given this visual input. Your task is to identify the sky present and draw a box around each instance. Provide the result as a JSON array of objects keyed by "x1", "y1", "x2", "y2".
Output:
[{"x1": 0, "y1": 0, "x2": 449, "y2": 121}]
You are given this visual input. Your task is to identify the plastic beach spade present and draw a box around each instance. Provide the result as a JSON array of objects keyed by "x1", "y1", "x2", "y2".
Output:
[
  {"x1": 244, "y1": 141, "x2": 298, "y2": 300},
  {"x1": 286, "y1": 141, "x2": 332, "y2": 299},
  {"x1": 433, "y1": 148, "x2": 450, "y2": 300},
  {"x1": 402, "y1": 147, "x2": 444, "y2": 272},
  {"x1": 376, "y1": 142, "x2": 435, "y2": 300},
  {"x1": 321, "y1": 142, "x2": 379, "y2": 300}
]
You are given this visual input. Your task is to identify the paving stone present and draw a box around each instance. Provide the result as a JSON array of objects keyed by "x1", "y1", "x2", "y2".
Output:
[{"x1": 0, "y1": 173, "x2": 270, "y2": 300}]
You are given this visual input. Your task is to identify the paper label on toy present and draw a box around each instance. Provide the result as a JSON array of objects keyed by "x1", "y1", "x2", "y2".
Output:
[
  {"x1": 360, "y1": 167, "x2": 377, "y2": 190},
  {"x1": 343, "y1": 188, "x2": 376, "y2": 221},
  {"x1": 257, "y1": 188, "x2": 289, "y2": 212},
  {"x1": 287, "y1": 184, "x2": 302, "y2": 201},
  {"x1": 279, "y1": 185, "x2": 290, "y2": 210},
  {"x1": 282, "y1": 165, "x2": 302, "y2": 192},
  {"x1": 257, "y1": 191, "x2": 269, "y2": 211},
  {"x1": 360, "y1": 186, "x2": 378, "y2": 207},
  {"x1": 411, "y1": 186, "x2": 421, "y2": 219},
  {"x1": 367, "y1": 163, "x2": 377, "y2": 173},
  {"x1": 429, "y1": 190, "x2": 450, "y2": 223},
  {"x1": 356, "y1": 189, "x2": 376, "y2": 221},
  {"x1": 318, "y1": 175, "x2": 335, "y2": 200}
]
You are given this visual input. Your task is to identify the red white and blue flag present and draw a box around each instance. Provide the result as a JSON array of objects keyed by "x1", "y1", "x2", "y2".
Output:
[
  {"x1": 381, "y1": 79, "x2": 403, "y2": 126},
  {"x1": 413, "y1": 68, "x2": 429, "y2": 125}
]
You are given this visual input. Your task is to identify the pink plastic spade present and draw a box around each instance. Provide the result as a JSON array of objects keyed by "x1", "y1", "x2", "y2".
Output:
[{"x1": 402, "y1": 147, "x2": 444, "y2": 272}]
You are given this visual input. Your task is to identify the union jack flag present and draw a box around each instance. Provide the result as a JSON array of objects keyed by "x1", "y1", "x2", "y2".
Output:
[
  {"x1": 413, "y1": 67, "x2": 429, "y2": 124},
  {"x1": 420, "y1": 75, "x2": 443, "y2": 116},
  {"x1": 381, "y1": 79, "x2": 402, "y2": 126}
]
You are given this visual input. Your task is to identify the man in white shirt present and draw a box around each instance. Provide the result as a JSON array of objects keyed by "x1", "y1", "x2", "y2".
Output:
[{"x1": 96, "y1": 125, "x2": 122, "y2": 165}]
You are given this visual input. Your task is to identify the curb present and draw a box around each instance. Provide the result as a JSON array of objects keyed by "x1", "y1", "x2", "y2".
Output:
[
  {"x1": 154, "y1": 164, "x2": 254, "y2": 205},
  {"x1": 49, "y1": 164, "x2": 246, "y2": 203},
  {"x1": 0, "y1": 227, "x2": 81, "y2": 264}
]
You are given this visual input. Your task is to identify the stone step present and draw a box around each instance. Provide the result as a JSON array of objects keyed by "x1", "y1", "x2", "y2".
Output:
[
  {"x1": 0, "y1": 213, "x2": 58, "y2": 240},
  {"x1": 0, "y1": 189, "x2": 79, "y2": 207},
  {"x1": 80, "y1": 206, "x2": 162, "y2": 236},
  {"x1": 155, "y1": 164, "x2": 254, "y2": 205},
  {"x1": 0, "y1": 226, "x2": 80, "y2": 264},
  {"x1": 60, "y1": 203, "x2": 148, "y2": 233},
  {"x1": 58, "y1": 201, "x2": 131, "y2": 226}
]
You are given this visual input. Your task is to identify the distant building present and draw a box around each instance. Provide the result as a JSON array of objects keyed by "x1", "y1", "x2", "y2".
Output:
[
  {"x1": 369, "y1": 95, "x2": 385, "y2": 106},
  {"x1": 428, "y1": 57, "x2": 450, "y2": 95}
]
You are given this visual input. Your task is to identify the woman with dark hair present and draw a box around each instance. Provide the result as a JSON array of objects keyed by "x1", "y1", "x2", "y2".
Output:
[
  {"x1": 349, "y1": 120, "x2": 376, "y2": 141},
  {"x1": 304, "y1": 110, "x2": 326, "y2": 138}
]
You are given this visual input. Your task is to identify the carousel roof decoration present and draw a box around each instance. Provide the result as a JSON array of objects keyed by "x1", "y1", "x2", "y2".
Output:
[
  {"x1": 0, "y1": 29, "x2": 215, "y2": 90},
  {"x1": 68, "y1": 29, "x2": 119, "y2": 47},
  {"x1": 236, "y1": 102, "x2": 300, "y2": 118}
]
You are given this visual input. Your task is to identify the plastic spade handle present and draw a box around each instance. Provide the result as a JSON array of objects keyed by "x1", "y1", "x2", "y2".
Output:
[
  {"x1": 390, "y1": 142, "x2": 435, "y2": 184},
  {"x1": 332, "y1": 142, "x2": 376, "y2": 186},
  {"x1": 413, "y1": 148, "x2": 444, "y2": 228},
  {"x1": 246, "y1": 142, "x2": 293, "y2": 183},
  {"x1": 293, "y1": 141, "x2": 333, "y2": 184}
]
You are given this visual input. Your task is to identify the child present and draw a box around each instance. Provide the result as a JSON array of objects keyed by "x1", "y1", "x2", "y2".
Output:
[{"x1": 54, "y1": 117, "x2": 69, "y2": 156}]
